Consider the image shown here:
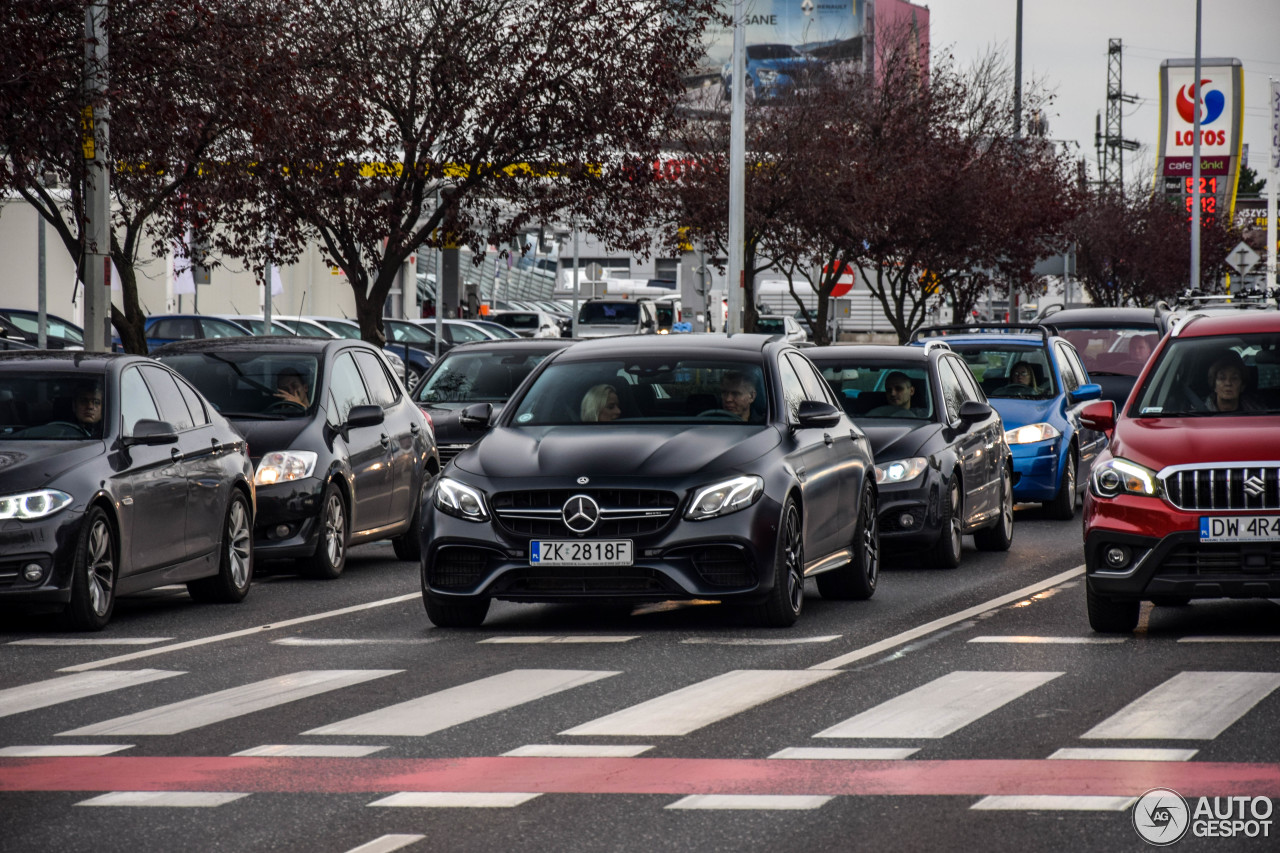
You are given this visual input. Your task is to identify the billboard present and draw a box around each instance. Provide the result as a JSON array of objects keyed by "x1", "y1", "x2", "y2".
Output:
[{"x1": 1154, "y1": 58, "x2": 1245, "y2": 229}]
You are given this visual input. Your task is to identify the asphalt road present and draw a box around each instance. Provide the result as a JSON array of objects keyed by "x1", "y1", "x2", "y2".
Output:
[{"x1": 3, "y1": 504, "x2": 1279, "y2": 853}]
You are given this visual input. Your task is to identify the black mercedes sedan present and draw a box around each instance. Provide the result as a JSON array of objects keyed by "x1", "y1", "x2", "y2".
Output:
[
  {"x1": 410, "y1": 337, "x2": 573, "y2": 468},
  {"x1": 0, "y1": 351, "x2": 255, "y2": 630},
  {"x1": 155, "y1": 337, "x2": 439, "y2": 576},
  {"x1": 420, "y1": 334, "x2": 880, "y2": 628},
  {"x1": 808, "y1": 344, "x2": 1014, "y2": 568}
]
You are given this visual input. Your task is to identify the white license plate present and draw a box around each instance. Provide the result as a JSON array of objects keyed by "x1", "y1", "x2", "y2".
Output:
[
  {"x1": 1199, "y1": 516, "x2": 1280, "y2": 543},
  {"x1": 530, "y1": 540, "x2": 633, "y2": 566}
]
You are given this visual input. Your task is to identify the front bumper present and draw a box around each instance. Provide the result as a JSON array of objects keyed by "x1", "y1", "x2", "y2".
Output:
[
  {"x1": 875, "y1": 472, "x2": 943, "y2": 552},
  {"x1": 1010, "y1": 438, "x2": 1062, "y2": 501},
  {"x1": 0, "y1": 508, "x2": 84, "y2": 607},
  {"x1": 251, "y1": 476, "x2": 327, "y2": 560}
]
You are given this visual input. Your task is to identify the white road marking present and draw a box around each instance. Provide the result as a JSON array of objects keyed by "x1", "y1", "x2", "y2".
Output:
[
  {"x1": 9, "y1": 637, "x2": 173, "y2": 646},
  {"x1": 968, "y1": 636, "x2": 1127, "y2": 645},
  {"x1": 76, "y1": 792, "x2": 248, "y2": 808},
  {"x1": 231, "y1": 744, "x2": 387, "y2": 757},
  {"x1": 666, "y1": 795, "x2": 833, "y2": 810},
  {"x1": 306, "y1": 669, "x2": 618, "y2": 737},
  {"x1": 478, "y1": 636, "x2": 638, "y2": 644},
  {"x1": 502, "y1": 744, "x2": 653, "y2": 757},
  {"x1": 0, "y1": 669, "x2": 182, "y2": 719},
  {"x1": 814, "y1": 671, "x2": 1063, "y2": 739},
  {"x1": 1048, "y1": 747, "x2": 1198, "y2": 761},
  {"x1": 57, "y1": 593, "x2": 420, "y2": 672},
  {"x1": 343, "y1": 835, "x2": 426, "y2": 853},
  {"x1": 59, "y1": 670, "x2": 400, "y2": 737},
  {"x1": 768, "y1": 747, "x2": 919, "y2": 760},
  {"x1": 1178, "y1": 636, "x2": 1280, "y2": 643},
  {"x1": 562, "y1": 670, "x2": 839, "y2": 737},
  {"x1": 971, "y1": 795, "x2": 1136, "y2": 811},
  {"x1": 681, "y1": 635, "x2": 841, "y2": 646},
  {"x1": 369, "y1": 792, "x2": 540, "y2": 808},
  {"x1": 810, "y1": 566, "x2": 1086, "y2": 670},
  {"x1": 1082, "y1": 671, "x2": 1280, "y2": 740},
  {"x1": 272, "y1": 638, "x2": 438, "y2": 646},
  {"x1": 0, "y1": 744, "x2": 133, "y2": 757}
]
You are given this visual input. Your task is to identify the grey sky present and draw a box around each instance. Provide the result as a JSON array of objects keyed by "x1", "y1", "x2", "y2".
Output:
[{"x1": 925, "y1": 0, "x2": 1280, "y2": 184}]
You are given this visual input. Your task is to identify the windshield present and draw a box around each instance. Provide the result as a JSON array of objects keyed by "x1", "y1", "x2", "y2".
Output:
[
  {"x1": 1131, "y1": 332, "x2": 1280, "y2": 416},
  {"x1": 158, "y1": 352, "x2": 321, "y2": 418},
  {"x1": 322, "y1": 321, "x2": 363, "y2": 340},
  {"x1": 579, "y1": 302, "x2": 639, "y2": 325},
  {"x1": 819, "y1": 363, "x2": 933, "y2": 419},
  {"x1": 509, "y1": 359, "x2": 768, "y2": 425},
  {"x1": 946, "y1": 344, "x2": 1057, "y2": 400},
  {"x1": 5, "y1": 314, "x2": 84, "y2": 344},
  {"x1": 0, "y1": 371, "x2": 109, "y2": 439},
  {"x1": 1055, "y1": 326, "x2": 1160, "y2": 377},
  {"x1": 415, "y1": 351, "x2": 554, "y2": 404},
  {"x1": 748, "y1": 44, "x2": 799, "y2": 60},
  {"x1": 385, "y1": 321, "x2": 436, "y2": 343}
]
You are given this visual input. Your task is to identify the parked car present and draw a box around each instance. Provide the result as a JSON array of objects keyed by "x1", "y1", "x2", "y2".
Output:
[
  {"x1": 0, "y1": 308, "x2": 85, "y2": 350},
  {"x1": 489, "y1": 309, "x2": 566, "y2": 339},
  {"x1": 1080, "y1": 312, "x2": 1280, "y2": 632},
  {"x1": 809, "y1": 343, "x2": 1014, "y2": 567},
  {"x1": 574, "y1": 299, "x2": 658, "y2": 339},
  {"x1": 154, "y1": 336, "x2": 439, "y2": 574},
  {"x1": 419, "y1": 334, "x2": 880, "y2": 628},
  {"x1": 466, "y1": 318, "x2": 521, "y2": 340},
  {"x1": 305, "y1": 316, "x2": 435, "y2": 390},
  {"x1": 214, "y1": 314, "x2": 303, "y2": 337},
  {"x1": 414, "y1": 318, "x2": 501, "y2": 347},
  {"x1": 722, "y1": 43, "x2": 825, "y2": 105},
  {"x1": 275, "y1": 317, "x2": 340, "y2": 339},
  {"x1": 910, "y1": 324, "x2": 1105, "y2": 519},
  {"x1": 410, "y1": 337, "x2": 573, "y2": 467},
  {"x1": 755, "y1": 314, "x2": 808, "y2": 344},
  {"x1": 0, "y1": 351, "x2": 255, "y2": 629},
  {"x1": 1041, "y1": 305, "x2": 1170, "y2": 406},
  {"x1": 131, "y1": 314, "x2": 252, "y2": 350}
]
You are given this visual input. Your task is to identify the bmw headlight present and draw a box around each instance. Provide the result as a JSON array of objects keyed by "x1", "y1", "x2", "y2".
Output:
[
  {"x1": 1091, "y1": 457, "x2": 1159, "y2": 498},
  {"x1": 254, "y1": 451, "x2": 318, "y2": 486},
  {"x1": 0, "y1": 489, "x2": 73, "y2": 520},
  {"x1": 685, "y1": 475, "x2": 764, "y2": 521},
  {"x1": 875, "y1": 457, "x2": 928, "y2": 485},
  {"x1": 1004, "y1": 422, "x2": 1061, "y2": 445},
  {"x1": 435, "y1": 477, "x2": 490, "y2": 522}
]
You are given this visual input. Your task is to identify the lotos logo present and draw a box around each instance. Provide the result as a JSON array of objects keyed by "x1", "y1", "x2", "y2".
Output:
[{"x1": 1176, "y1": 79, "x2": 1225, "y2": 126}]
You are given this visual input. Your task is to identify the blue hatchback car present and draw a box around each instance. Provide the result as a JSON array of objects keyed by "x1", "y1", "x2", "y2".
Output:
[
  {"x1": 722, "y1": 43, "x2": 825, "y2": 105},
  {"x1": 910, "y1": 324, "x2": 1106, "y2": 519}
]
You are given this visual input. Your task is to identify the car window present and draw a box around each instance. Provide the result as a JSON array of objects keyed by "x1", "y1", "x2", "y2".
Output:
[
  {"x1": 0, "y1": 372, "x2": 109, "y2": 439},
  {"x1": 199, "y1": 318, "x2": 248, "y2": 339},
  {"x1": 172, "y1": 372, "x2": 210, "y2": 426},
  {"x1": 1131, "y1": 333, "x2": 1280, "y2": 416},
  {"x1": 354, "y1": 350, "x2": 399, "y2": 408},
  {"x1": 120, "y1": 366, "x2": 161, "y2": 435},
  {"x1": 786, "y1": 353, "x2": 835, "y2": 407},
  {"x1": 777, "y1": 357, "x2": 807, "y2": 421},
  {"x1": 448, "y1": 323, "x2": 489, "y2": 343},
  {"x1": 937, "y1": 361, "x2": 966, "y2": 421},
  {"x1": 943, "y1": 357, "x2": 983, "y2": 403},
  {"x1": 579, "y1": 302, "x2": 639, "y2": 325},
  {"x1": 322, "y1": 320, "x2": 362, "y2": 340},
  {"x1": 949, "y1": 343, "x2": 1057, "y2": 399},
  {"x1": 328, "y1": 351, "x2": 370, "y2": 424},
  {"x1": 151, "y1": 318, "x2": 196, "y2": 340},
  {"x1": 416, "y1": 351, "x2": 555, "y2": 403},
  {"x1": 4, "y1": 313, "x2": 84, "y2": 343},
  {"x1": 139, "y1": 365, "x2": 195, "y2": 431},
  {"x1": 386, "y1": 321, "x2": 435, "y2": 343}
]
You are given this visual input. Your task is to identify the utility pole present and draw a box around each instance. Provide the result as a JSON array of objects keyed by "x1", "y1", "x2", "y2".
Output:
[
  {"x1": 1190, "y1": 0, "x2": 1203, "y2": 292},
  {"x1": 1097, "y1": 39, "x2": 1139, "y2": 193},
  {"x1": 82, "y1": 0, "x2": 111, "y2": 352},
  {"x1": 726, "y1": 0, "x2": 745, "y2": 335}
]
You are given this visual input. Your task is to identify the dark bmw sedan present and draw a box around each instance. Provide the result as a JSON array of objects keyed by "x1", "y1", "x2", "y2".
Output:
[
  {"x1": 410, "y1": 337, "x2": 573, "y2": 468},
  {"x1": 0, "y1": 351, "x2": 255, "y2": 630},
  {"x1": 155, "y1": 337, "x2": 439, "y2": 576},
  {"x1": 420, "y1": 334, "x2": 880, "y2": 628},
  {"x1": 809, "y1": 344, "x2": 1014, "y2": 568}
]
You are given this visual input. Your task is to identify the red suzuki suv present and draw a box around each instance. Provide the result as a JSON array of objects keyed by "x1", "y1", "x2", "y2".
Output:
[{"x1": 1080, "y1": 311, "x2": 1280, "y2": 632}]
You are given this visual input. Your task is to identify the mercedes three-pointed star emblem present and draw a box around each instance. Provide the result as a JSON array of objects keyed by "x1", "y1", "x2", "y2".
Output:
[{"x1": 562, "y1": 494, "x2": 600, "y2": 534}]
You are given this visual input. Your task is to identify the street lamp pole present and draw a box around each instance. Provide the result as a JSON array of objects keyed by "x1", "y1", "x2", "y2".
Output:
[
  {"x1": 726, "y1": 0, "x2": 746, "y2": 335},
  {"x1": 1190, "y1": 0, "x2": 1203, "y2": 292},
  {"x1": 82, "y1": 0, "x2": 111, "y2": 352}
]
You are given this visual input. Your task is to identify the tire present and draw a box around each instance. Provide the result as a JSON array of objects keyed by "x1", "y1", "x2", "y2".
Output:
[
  {"x1": 816, "y1": 481, "x2": 879, "y2": 601},
  {"x1": 187, "y1": 491, "x2": 253, "y2": 603},
  {"x1": 930, "y1": 479, "x2": 963, "y2": 569},
  {"x1": 1152, "y1": 595, "x2": 1192, "y2": 607},
  {"x1": 300, "y1": 482, "x2": 347, "y2": 580},
  {"x1": 392, "y1": 479, "x2": 428, "y2": 562},
  {"x1": 973, "y1": 465, "x2": 1014, "y2": 552},
  {"x1": 1044, "y1": 445, "x2": 1078, "y2": 520},
  {"x1": 1086, "y1": 583, "x2": 1140, "y2": 633},
  {"x1": 406, "y1": 367, "x2": 424, "y2": 392},
  {"x1": 59, "y1": 506, "x2": 116, "y2": 631},
  {"x1": 424, "y1": 590, "x2": 490, "y2": 628},
  {"x1": 755, "y1": 497, "x2": 805, "y2": 626}
]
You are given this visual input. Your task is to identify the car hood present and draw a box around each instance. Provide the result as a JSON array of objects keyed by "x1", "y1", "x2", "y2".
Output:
[
  {"x1": 227, "y1": 418, "x2": 311, "y2": 463},
  {"x1": 989, "y1": 395, "x2": 1061, "y2": 430},
  {"x1": 856, "y1": 421, "x2": 940, "y2": 461},
  {"x1": 575, "y1": 326, "x2": 634, "y2": 339},
  {"x1": 0, "y1": 442, "x2": 103, "y2": 492},
  {"x1": 453, "y1": 424, "x2": 780, "y2": 479},
  {"x1": 1110, "y1": 416, "x2": 1280, "y2": 472}
]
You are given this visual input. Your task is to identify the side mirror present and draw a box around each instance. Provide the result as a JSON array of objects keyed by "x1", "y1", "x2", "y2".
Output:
[
  {"x1": 1080, "y1": 400, "x2": 1116, "y2": 436},
  {"x1": 347, "y1": 404, "x2": 384, "y2": 428},
  {"x1": 124, "y1": 419, "x2": 179, "y2": 446},
  {"x1": 796, "y1": 400, "x2": 842, "y2": 428},
  {"x1": 643, "y1": 319, "x2": 656, "y2": 330},
  {"x1": 957, "y1": 400, "x2": 993, "y2": 425},
  {"x1": 459, "y1": 401, "x2": 494, "y2": 432},
  {"x1": 1071, "y1": 383, "x2": 1103, "y2": 403}
]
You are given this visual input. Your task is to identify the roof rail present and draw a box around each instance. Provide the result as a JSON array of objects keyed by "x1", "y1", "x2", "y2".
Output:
[
  {"x1": 921, "y1": 339, "x2": 952, "y2": 353},
  {"x1": 1170, "y1": 312, "x2": 1207, "y2": 336},
  {"x1": 909, "y1": 323, "x2": 1053, "y2": 345}
]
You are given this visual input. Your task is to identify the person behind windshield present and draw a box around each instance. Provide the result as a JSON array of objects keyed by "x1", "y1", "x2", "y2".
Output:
[
  {"x1": 1008, "y1": 363, "x2": 1040, "y2": 390},
  {"x1": 1128, "y1": 334, "x2": 1156, "y2": 364},
  {"x1": 73, "y1": 380, "x2": 105, "y2": 437},
  {"x1": 275, "y1": 367, "x2": 310, "y2": 408},
  {"x1": 718, "y1": 371, "x2": 759, "y2": 422},
  {"x1": 866, "y1": 371, "x2": 928, "y2": 417},
  {"x1": 1204, "y1": 352, "x2": 1263, "y2": 413},
  {"x1": 580, "y1": 384, "x2": 621, "y2": 422}
]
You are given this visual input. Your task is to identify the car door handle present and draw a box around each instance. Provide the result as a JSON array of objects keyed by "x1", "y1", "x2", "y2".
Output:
[
  {"x1": 379, "y1": 433, "x2": 391, "y2": 448},
  {"x1": 409, "y1": 423, "x2": 420, "y2": 434},
  {"x1": 170, "y1": 448, "x2": 183, "y2": 461}
]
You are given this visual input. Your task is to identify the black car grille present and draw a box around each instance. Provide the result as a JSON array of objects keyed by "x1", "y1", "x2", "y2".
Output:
[
  {"x1": 494, "y1": 565, "x2": 672, "y2": 595},
  {"x1": 1159, "y1": 543, "x2": 1280, "y2": 575},
  {"x1": 1161, "y1": 465, "x2": 1280, "y2": 512},
  {"x1": 688, "y1": 546, "x2": 755, "y2": 588},
  {"x1": 437, "y1": 443, "x2": 470, "y2": 467},
  {"x1": 492, "y1": 489, "x2": 678, "y2": 538},
  {"x1": 428, "y1": 547, "x2": 492, "y2": 590}
]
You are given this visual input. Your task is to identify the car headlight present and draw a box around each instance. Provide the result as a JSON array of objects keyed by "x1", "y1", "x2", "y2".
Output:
[
  {"x1": 0, "y1": 489, "x2": 73, "y2": 520},
  {"x1": 875, "y1": 457, "x2": 928, "y2": 485},
  {"x1": 757, "y1": 69, "x2": 779, "y2": 83},
  {"x1": 685, "y1": 475, "x2": 764, "y2": 521},
  {"x1": 1091, "y1": 457, "x2": 1159, "y2": 498},
  {"x1": 254, "y1": 451, "x2": 318, "y2": 486},
  {"x1": 435, "y1": 477, "x2": 490, "y2": 522},
  {"x1": 1004, "y1": 423, "x2": 1061, "y2": 445}
]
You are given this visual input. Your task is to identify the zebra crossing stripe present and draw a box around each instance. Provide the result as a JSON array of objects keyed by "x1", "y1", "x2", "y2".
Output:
[
  {"x1": 305, "y1": 670, "x2": 619, "y2": 737},
  {"x1": 503, "y1": 744, "x2": 653, "y2": 757},
  {"x1": 0, "y1": 670, "x2": 183, "y2": 719},
  {"x1": 1081, "y1": 671, "x2": 1280, "y2": 740},
  {"x1": 769, "y1": 747, "x2": 919, "y2": 760},
  {"x1": 343, "y1": 835, "x2": 425, "y2": 853},
  {"x1": 478, "y1": 636, "x2": 637, "y2": 644},
  {"x1": 970, "y1": 795, "x2": 1136, "y2": 811},
  {"x1": 666, "y1": 794, "x2": 832, "y2": 810},
  {"x1": 561, "y1": 670, "x2": 839, "y2": 737},
  {"x1": 75, "y1": 791, "x2": 248, "y2": 807},
  {"x1": 58, "y1": 670, "x2": 400, "y2": 737},
  {"x1": 232, "y1": 745, "x2": 387, "y2": 757},
  {"x1": 369, "y1": 792, "x2": 540, "y2": 808},
  {"x1": 814, "y1": 671, "x2": 1063, "y2": 739},
  {"x1": 1048, "y1": 748, "x2": 1197, "y2": 762},
  {"x1": 0, "y1": 745, "x2": 132, "y2": 757}
]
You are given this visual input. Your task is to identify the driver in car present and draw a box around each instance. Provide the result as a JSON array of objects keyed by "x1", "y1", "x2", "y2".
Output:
[
  {"x1": 1006, "y1": 363, "x2": 1040, "y2": 392},
  {"x1": 275, "y1": 367, "x2": 310, "y2": 408},
  {"x1": 73, "y1": 381, "x2": 105, "y2": 437},
  {"x1": 866, "y1": 371, "x2": 928, "y2": 418},
  {"x1": 718, "y1": 371, "x2": 759, "y2": 422}
]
